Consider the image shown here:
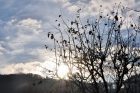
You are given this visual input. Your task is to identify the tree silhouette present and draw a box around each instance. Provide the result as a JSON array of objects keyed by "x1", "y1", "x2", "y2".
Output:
[{"x1": 47, "y1": 5, "x2": 140, "y2": 93}]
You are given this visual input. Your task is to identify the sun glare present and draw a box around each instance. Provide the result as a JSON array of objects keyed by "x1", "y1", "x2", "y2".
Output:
[{"x1": 57, "y1": 64, "x2": 69, "y2": 79}]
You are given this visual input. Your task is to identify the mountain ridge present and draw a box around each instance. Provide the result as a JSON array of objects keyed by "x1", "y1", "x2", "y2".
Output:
[{"x1": 0, "y1": 73, "x2": 78, "y2": 93}]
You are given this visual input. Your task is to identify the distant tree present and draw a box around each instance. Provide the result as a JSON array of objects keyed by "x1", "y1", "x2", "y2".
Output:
[
  {"x1": 47, "y1": 4, "x2": 140, "y2": 93},
  {"x1": 122, "y1": 74, "x2": 140, "y2": 93}
]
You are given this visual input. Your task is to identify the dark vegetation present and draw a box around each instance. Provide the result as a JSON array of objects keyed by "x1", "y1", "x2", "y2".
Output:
[
  {"x1": 0, "y1": 73, "x2": 140, "y2": 93},
  {"x1": 0, "y1": 73, "x2": 78, "y2": 93}
]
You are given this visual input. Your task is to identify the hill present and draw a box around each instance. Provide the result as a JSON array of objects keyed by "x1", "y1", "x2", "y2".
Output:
[{"x1": 0, "y1": 73, "x2": 78, "y2": 93}]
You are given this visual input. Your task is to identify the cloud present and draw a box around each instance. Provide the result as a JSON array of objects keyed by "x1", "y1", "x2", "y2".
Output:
[
  {"x1": 57, "y1": 0, "x2": 140, "y2": 18},
  {"x1": 0, "y1": 18, "x2": 46, "y2": 64},
  {"x1": 0, "y1": 0, "x2": 140, "y2": 75},
  {"x1": 18, "y1": 18, "x2": 42, "y2": 30},
  {"x1": 0, "y1": 55, "x2": 57, "y2": 78},
  {"x1": 0, "y1": 61, "x2": 42, "y2": 76}
]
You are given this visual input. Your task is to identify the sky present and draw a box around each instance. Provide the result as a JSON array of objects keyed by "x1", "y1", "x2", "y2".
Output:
[{"x1": 0, "y1": 0, "x2": 140, "y2": 77}]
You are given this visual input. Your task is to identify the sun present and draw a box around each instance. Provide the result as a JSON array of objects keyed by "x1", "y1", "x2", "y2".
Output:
[{"x1": 57, "y1": 64, "x2": 69, "y2": 79}]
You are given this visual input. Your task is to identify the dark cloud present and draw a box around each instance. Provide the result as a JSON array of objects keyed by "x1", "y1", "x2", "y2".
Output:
[{"x1": 135, "y1": 0, "x2": 140, "y2": 2}]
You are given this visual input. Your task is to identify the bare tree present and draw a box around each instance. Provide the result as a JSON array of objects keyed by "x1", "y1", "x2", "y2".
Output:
[{"x1": 46, "y1": 5, "x2": 140, "y2": 93}]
